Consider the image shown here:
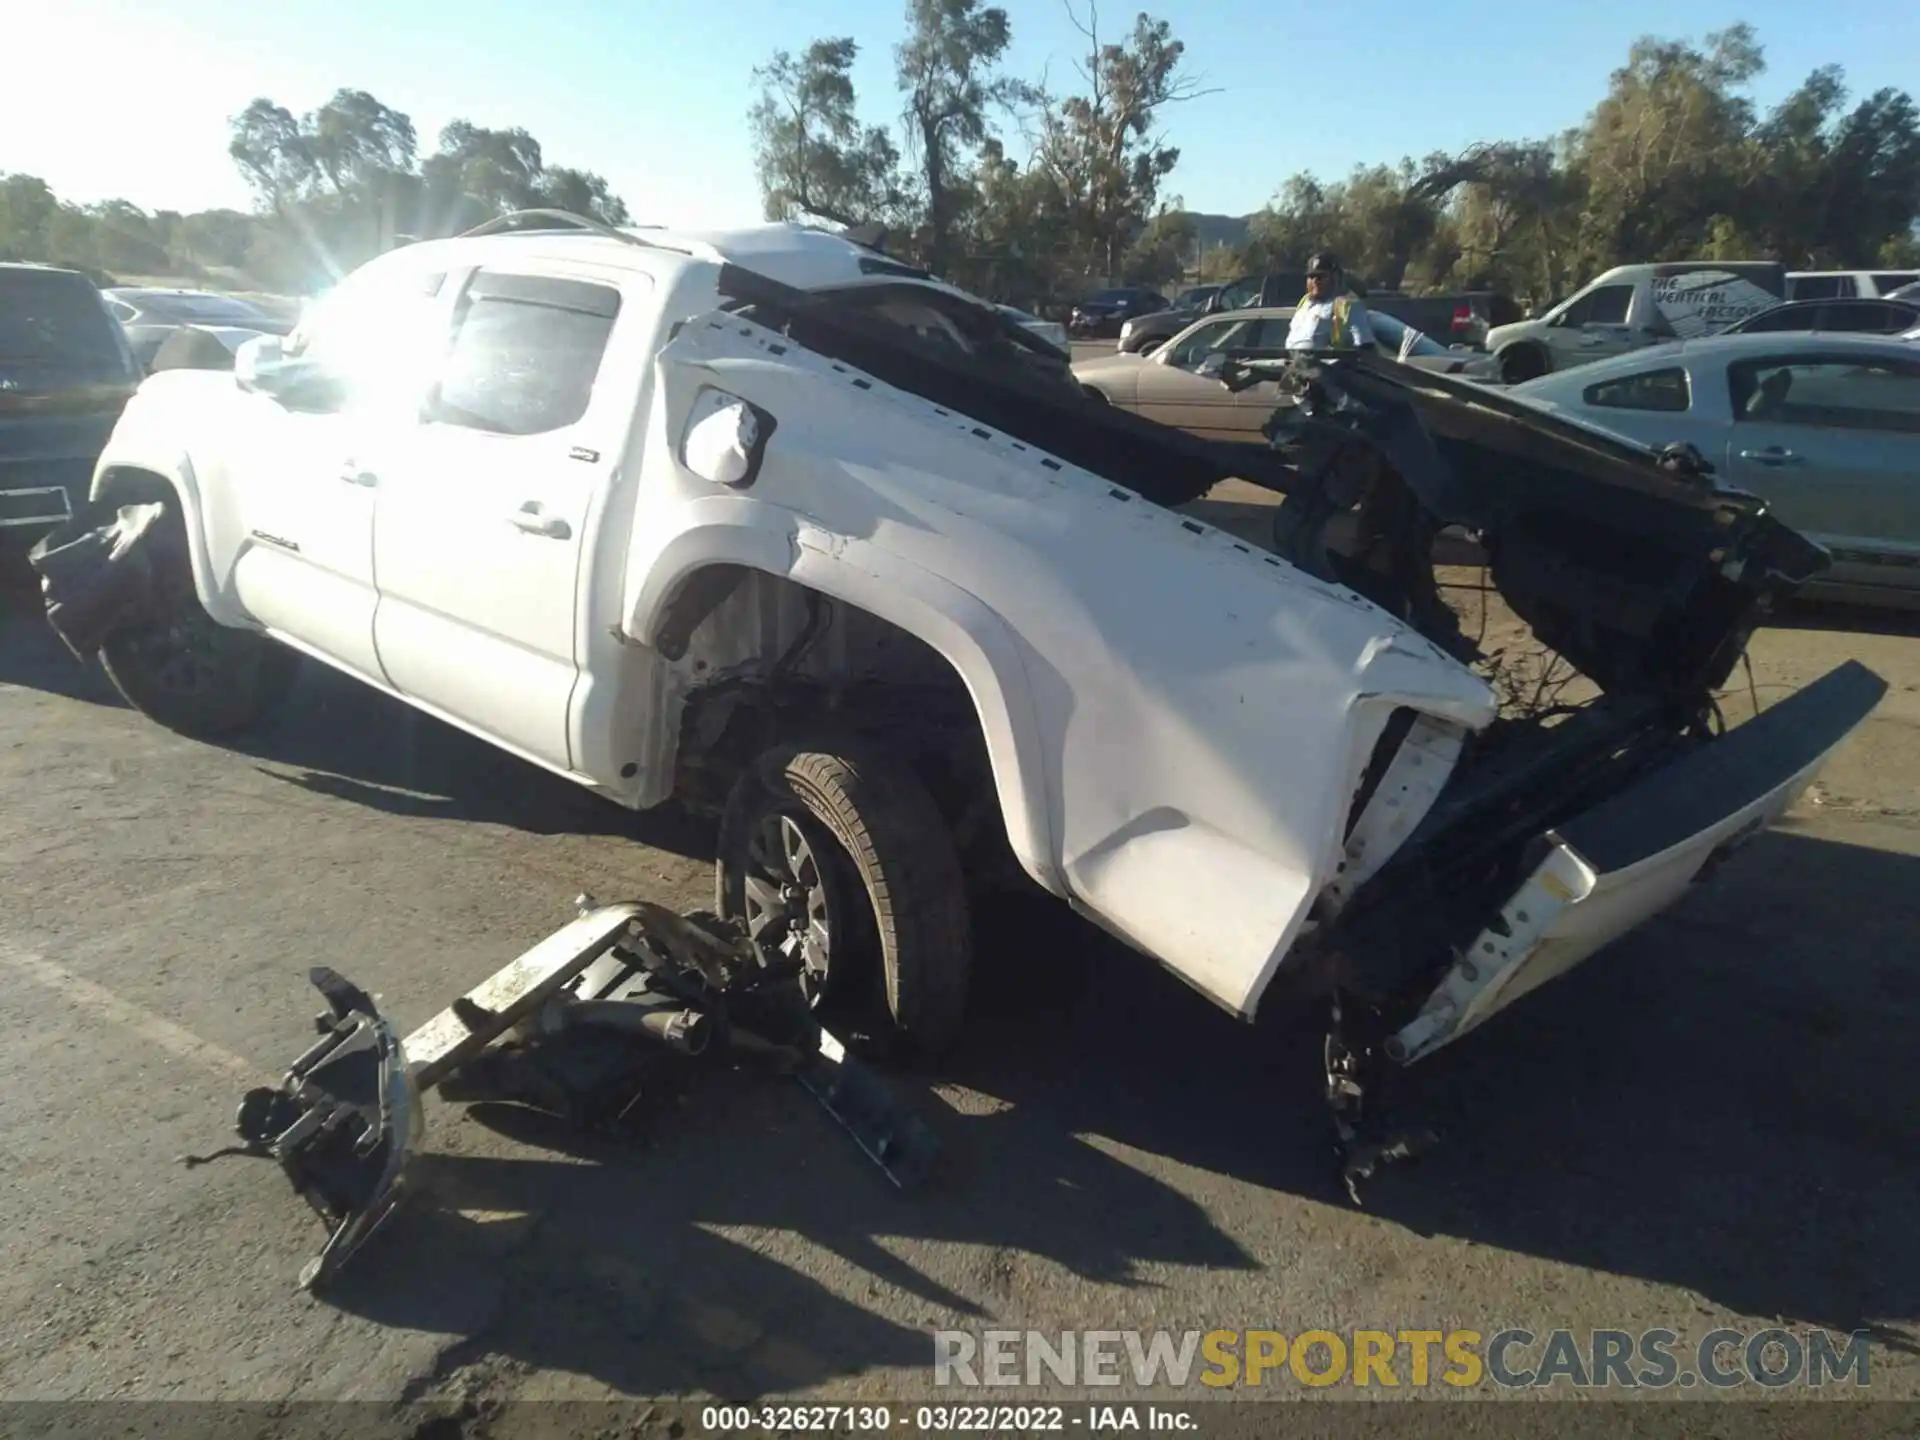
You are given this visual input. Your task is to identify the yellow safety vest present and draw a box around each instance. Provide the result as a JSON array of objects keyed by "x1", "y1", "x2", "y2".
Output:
[{"x1": 1296, "y1": 292, "x2": 1358, "y2": 347}]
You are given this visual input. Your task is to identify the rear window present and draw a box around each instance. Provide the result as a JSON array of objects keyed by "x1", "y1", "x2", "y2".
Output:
[
  {"x1": 1789, "y1": 275, "x2": 1849, "y2": 301},
  {"x1": 1369, "y1": 311, "x2": 1446, "y2": 357},
  {"x1": 145, "y1": 294, "x2": 275, "y2": 327},
  {"x1": 1583, "y1": 367, "x2": 1691, "y2": 412},
  {"x1": 0, "y1": 269, "x2": 139, "y2": 393}
]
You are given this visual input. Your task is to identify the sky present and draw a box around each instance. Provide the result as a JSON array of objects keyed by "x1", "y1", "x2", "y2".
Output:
[{"x1": 6, "y1": 0, "x2": 1917, "y2": 228}]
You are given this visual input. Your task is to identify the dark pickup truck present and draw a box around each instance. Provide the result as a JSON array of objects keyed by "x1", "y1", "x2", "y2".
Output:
[{"x1": 1, "y1": 264, "x2": 143, "y2": 564}]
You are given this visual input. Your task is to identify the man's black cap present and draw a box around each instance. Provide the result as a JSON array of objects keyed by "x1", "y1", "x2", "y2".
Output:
[{"x1": 1307, "y1": 251, "x2": 1341, "y2": 276}]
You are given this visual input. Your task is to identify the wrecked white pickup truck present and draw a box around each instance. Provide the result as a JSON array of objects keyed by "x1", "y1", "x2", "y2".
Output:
[{"x1": 33, "y1": 212, "x2": 1884, "y2": 1192}]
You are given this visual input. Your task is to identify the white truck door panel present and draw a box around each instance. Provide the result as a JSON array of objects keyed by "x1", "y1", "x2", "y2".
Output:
[
  {"x1": 372, "y1": 267, "x2": 640, "y2": 772},
  {"x1": 229, "y1": 409, "x2": 384, "y2": 679},
  {"x1": 226, "y1": 255, "x2": 454, "y2": 681}
]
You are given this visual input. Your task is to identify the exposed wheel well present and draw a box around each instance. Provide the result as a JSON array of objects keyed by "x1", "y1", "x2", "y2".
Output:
[
  {"x1": 92, "y1": 466, "x2": 181, "y2": 518},
  {"x1": 662, "y1": 568, "x2": 1023, "y2": 888}
]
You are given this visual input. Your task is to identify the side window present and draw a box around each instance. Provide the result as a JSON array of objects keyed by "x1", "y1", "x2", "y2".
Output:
[
  {"x1": 1729, "y1": 357, "x2": 1920, "y2": 433},
  {"x1": 1790, "y1": 276, "x2": 1845, "y2": 301},
  {"x1": 1553, "y1": 287, "x2": 1601, "y2": 326},
  {"x1": 1584, "y1": 285, "x2": 1633, "y2": 325},
  {"x1": 106, "y1": 299, "x2": 138, "y2": 323},
  {"x1": 280, "y1": 263, "x2": 447, "y2": 412},
  {"x1": 1246, "y1": 317, "x2": 1296, "y2": 350},
  {"x1": 1217, "y1": 278, "x2": 1262, "y2": 311},
  {"x1": 1739, "y1": 305, "x2": 1803, "y2": 334},
  {"x1": 1165, "y1": 320, "x2": 1236, "y2": 370},
  {"x1": 1826, "y1": 301, "x2": 1907, "y2": 334},
  {"x1": 427, "y1": 272, "x2": 621, "y2": 437},
  {"x1": 1583, "y1": 367, "x2": 1691, "y2": 412},
  {"x1": 1871, "y1": 272, "x2": 1918, "y2": 294}
]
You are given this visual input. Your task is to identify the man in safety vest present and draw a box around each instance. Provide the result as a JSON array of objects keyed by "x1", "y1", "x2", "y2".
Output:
[{"x1": 1285, "y1": 251, "x2": 1374, "y2": 351}]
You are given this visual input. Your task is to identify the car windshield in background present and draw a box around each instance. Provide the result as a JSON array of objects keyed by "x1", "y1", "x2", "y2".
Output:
[
  {"x1": 1369, "y1": 311, "x2": 1447, "y2": 356},
  {"x1": 0, "y1": 272, "x2": 139, "y2": 394},
  {"x1": 142, "y1": 294, "x2": 274, "y2": 326}
]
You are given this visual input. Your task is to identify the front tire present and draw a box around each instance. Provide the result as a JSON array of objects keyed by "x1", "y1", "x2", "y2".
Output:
[
  {"x1": 96, "y1": 505, "x2": 297, "y2": 739},
  {"x1": 1498, "y1": 344, "x2": 1548, "y2": 383},
  {"x1": 716, "y1": 738, "x2": 972, "y2": 1056}
]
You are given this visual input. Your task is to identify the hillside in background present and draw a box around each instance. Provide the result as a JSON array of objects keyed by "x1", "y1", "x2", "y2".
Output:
[{"x1": 1183, "y1": 212, "x2": 1256, "y2": 251}]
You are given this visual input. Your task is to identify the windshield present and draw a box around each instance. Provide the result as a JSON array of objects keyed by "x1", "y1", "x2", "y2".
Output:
[
  {"x1": 0, "y1": 270, "x2": 141, "y2": 395},
  {"x1": 139, "y1": 292, "x2": 274, "y2": 326},
  {"x1": 1369, "y1": 311, "x2": 1446, "y2": 356}
]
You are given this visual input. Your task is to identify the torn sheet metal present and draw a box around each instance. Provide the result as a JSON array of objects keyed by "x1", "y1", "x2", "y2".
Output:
[
  {"x1": 27, "y1": 501, "x2": 174, "y2": 659},
  {"x1": 184, "y1": 897, "x2": 940, "y2": 1291}
]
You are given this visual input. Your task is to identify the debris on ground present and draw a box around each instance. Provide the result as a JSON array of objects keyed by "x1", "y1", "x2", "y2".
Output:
[{"x1": 179, "y1": 895, "x2": 939, "y2": 1292}]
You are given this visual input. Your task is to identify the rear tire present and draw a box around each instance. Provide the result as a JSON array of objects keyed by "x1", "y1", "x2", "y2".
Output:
[
  {"x1": 716, "y1": 737, "x2": 972, "y2": 1057},
  {"x1": 97, "y1": 505, "x2": 298, "y2": 739},
  {"x1": 1499, "y1": 344, "x2": 1548, "y2": 383}
]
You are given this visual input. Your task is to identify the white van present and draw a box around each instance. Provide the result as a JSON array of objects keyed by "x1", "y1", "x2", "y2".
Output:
[
  {"x1": 1486, "y1": 261, "x2": 1786, "y2": 382},
  {"x1": 1787, "y1": 270, "x2": 1920, "y2": 301}
]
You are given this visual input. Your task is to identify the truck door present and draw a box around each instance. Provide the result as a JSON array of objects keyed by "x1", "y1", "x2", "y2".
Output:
[
  {"x1": 369, "y1": 264, "x2": 651, "y2": 774},
  {"x1": 226, "y1": 258, "x2": 451, "y2": 683},
  {"x1": 1722, "y1": 350, "x2": 1920, "y2": 600}
]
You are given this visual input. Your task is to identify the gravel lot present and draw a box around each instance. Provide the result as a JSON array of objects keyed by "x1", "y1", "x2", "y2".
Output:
[{"x1": 2, "y1": 528, "x2": 1918, "y2": 1422}]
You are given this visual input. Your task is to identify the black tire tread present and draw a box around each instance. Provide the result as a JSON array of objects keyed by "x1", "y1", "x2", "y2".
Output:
[
  {"x1": 93, "y1": 496, "x2": 297, "y2": 739},
  {"x1": 719, "y1": 739, "x2": 972, "y2": 1055}
]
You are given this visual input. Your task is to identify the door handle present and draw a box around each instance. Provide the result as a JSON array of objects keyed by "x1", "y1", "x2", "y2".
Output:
[
  {"x1": 508, "y1": 502, "x2": 571, "y2": 540},
  {"x1": 1737, "y1": 447, "x2": 1804, "y2": 466}
]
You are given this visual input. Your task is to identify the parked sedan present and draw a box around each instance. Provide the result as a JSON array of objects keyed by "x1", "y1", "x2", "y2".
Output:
[
  {"x1": 1073, "y1": 307, "x2": 1498, "y2": 444},
  {"x1": 1722, "y1": 297, "x2": 1919, "y2": 337},
  {"x1": 101, "y1": 287, "x2": 291, "y2": 369},
  {"x1": 1509, "y1": 333, "x2": 1920, "y2": 607}
]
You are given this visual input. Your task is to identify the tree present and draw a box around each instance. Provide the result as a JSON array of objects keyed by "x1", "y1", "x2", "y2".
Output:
[
  {"x1": 1029, "y1": 5, "x2": 1215, "y2": 278},
  {"x1": 1576, "y1": 24, "x2": 1764, "y2": 263},
  {"x1": 305, "y1": 89, "x2": 417, "y2": 196},
  {"x1": 228, "y1": 100, "x2": 314, "y2": 215},
  {"x1": 749, "y1": 38, "x2": 903, "y2": 228},
  {"x1": 1119, "y1": 204, "x2": 1194, "y2": 286},
  {"x1": 423, "y1": 122, "x2": 546, "y2": 214},
  {"x1": 0, "y1": 173, "x2": 60, "y2": 261},
  {"x1": 894, "y1": 0, "x2": 1023, "y2": 274},
  {"x1": 537, "y1": 166, "x2": 632, "y2": 225}
]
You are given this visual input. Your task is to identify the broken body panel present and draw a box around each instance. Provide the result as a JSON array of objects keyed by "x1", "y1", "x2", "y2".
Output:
[{"x1": 62, "y1": 231, "x2": 1882, "y2": 1074}]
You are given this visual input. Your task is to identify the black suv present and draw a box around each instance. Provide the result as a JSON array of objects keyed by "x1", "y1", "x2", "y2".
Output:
[
  {"x1": 1070, "y1": 287, "x2": 1168, "y2": 339},
  {"x1": 2, "y1": 264, "x2": 144, "y2": 563}
]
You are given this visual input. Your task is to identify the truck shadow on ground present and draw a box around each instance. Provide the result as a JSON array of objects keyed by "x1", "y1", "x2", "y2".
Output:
[
  {"x1": 326, "y1": 822, "x2": 1916, "y2": 1401},
  {"x1": 954, "y1": 821, "x2": 1920, "y2": 1355},
  {"x1": 1, "y1": 602, "x2": 715, "y2": 857},
  {"x1": 0, "y1": 606, "x2": 128, "y2": 709},
  {"x1": 1768, "y1": 598, "x2": 1920, "y2": 640},
  {"x1": 240, "y1": 656, "x2": 719, "y2": 859},
  {"x1": 326, "y1": 1051, "x2": 1259, "y2": 1400}
]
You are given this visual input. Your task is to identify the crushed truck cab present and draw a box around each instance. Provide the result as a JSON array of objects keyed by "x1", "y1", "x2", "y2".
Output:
[{"x1": 38, "y1": 212, "x2": 1881, "y2": 1187}]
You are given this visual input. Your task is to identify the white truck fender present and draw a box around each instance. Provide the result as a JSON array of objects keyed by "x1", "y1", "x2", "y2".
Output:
[
  {"x1": 88, "y1": 447, "x2": 240, "y2": 626},
  {"x1": 624, "y1": 503, "x2": 1067, "y2": 897}
]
